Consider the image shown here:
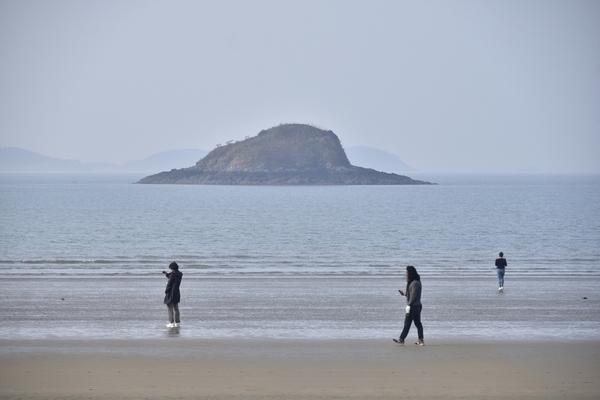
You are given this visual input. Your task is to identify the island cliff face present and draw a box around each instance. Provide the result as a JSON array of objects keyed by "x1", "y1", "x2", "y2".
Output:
[{"x1": 138, "y1": 124, "x2": 431, "y2": 185}]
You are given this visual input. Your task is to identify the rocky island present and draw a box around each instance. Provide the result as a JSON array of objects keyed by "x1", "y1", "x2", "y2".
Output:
[{"x1": 138, "y1": 124, "x2": 431, "y2": 185}]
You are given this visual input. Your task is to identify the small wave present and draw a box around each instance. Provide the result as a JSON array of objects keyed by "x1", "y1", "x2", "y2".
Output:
[
  {"x1": 19, "y1": 259, "x2": 124, "y2": 265},
  {"x1": 0, "y1": 258, "x2": 598, "y2": 278},
  {"x1": 1, "y1": 271, "x2": 599, "y2": 278},
  {"x1": 6, "y1": 258, "x2": 176, "y2": 267}
]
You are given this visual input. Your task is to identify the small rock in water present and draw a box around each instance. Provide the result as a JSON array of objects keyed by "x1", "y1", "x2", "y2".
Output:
[
  {"x1": 61, "y1": 298, "x2": 65, "y2": 301},
  {"x1": 582, "y1": 297, "x2": 587, "y2": 299}
]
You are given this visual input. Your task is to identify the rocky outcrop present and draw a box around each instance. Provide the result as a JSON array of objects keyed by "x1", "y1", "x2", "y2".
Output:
[{"x1": 138, "y1": 124, "x2": 431, "y2": 185}]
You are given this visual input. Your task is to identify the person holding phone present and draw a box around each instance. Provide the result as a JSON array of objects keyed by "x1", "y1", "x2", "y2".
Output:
[
  {"x1": 394, "y1": 265, "x2": 424, "y2": 346},
  {"x1": 163, "y1": 262, "x2": 183, "y2": 328}
]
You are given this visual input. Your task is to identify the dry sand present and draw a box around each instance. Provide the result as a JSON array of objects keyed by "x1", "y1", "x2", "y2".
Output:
[{"x1": 1, "y1": 339, "x2": 599, "y2": 399}]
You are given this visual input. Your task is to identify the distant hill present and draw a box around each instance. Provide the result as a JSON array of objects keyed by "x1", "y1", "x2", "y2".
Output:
[
  {"x1": 123, "y1": 149, "x2": 208, "y2": 173},
  {"x1": 0, "y1": 147, "x2": 89, "y2": 172},
  {"x1": 345, "y1": 146, "x2": 417, "y2": 173},
  {"x1": 139, "y1": 124, "x2": 431, "y2": 185},
  {"x1": 516, "y1": 166, "x2": 542, "y2": 173},
  {"x1": 0, "y1": 147, "x2": 207, "y2": 173}
]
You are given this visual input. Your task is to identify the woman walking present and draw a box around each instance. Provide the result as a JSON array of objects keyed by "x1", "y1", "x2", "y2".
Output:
[
  {"x1": 394, "y1": 265, "x2": 424, "y2": 346},
  {"x1": 163, "y1": 262, "x2": 183, "y2": 328}
]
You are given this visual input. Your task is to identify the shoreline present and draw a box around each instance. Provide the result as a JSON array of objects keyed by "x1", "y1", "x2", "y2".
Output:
[{"x1": 1, "y1": 338, "x2": 599, "y2": 399}]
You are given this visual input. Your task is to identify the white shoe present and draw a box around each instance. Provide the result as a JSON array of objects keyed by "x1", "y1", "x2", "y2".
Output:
[
  {"x1": 174, "y1": 323, "x2": 180, "y2": 328},
  {"x1": 166, "y1": 323, "x2": 175, "y2": 328}
]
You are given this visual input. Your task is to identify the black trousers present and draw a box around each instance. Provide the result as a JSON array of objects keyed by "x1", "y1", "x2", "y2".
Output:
[{"x1": 400, "y1": 304, "x2": 423, "y2": 341}]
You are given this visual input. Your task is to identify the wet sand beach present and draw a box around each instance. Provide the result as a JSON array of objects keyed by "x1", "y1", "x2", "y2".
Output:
[{"x1": 1, "y1": 339, "x2": 599, "y2": 399}]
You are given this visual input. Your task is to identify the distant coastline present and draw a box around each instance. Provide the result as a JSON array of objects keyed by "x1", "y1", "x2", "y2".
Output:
[
  {"x1": 0, "y1": 147, "x2": 208, "y2": 174},
  {"x1": 0, "y1": 144, "x2": 422, "y2": 177}
]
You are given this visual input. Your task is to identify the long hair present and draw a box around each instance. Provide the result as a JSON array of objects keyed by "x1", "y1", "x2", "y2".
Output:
[{"x1": 406, "y1": 265, "x2": 420, "y2": 282}]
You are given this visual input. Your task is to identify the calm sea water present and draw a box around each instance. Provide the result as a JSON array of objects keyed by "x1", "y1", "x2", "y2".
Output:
[{"x1": 0, "y1": 173, "x2": 599, "y2": 341}]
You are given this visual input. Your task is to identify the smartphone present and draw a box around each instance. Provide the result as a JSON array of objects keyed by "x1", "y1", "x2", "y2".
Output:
[{"x1": 398, "y1": 290, "x2": 404, "y2": 295}]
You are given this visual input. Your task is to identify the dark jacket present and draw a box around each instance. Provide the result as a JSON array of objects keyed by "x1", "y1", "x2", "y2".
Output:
[
  {"x1": 495, "y1": 257, "x2": 507, "y2": 269},
  {"x1": 164, "y1": 270, "x2": 183, "y2": 305}
]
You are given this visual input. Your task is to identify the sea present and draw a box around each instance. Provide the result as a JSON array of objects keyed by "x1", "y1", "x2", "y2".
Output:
[{"x1": 0, "y1": 172, "x2": 599, "y2": 341}]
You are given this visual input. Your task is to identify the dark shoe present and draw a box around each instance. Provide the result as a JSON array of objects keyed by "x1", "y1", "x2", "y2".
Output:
[
  {"x1": 393, "y1": 338, "x2": 405, "y2": 345},
  {"x1": 415, "y1": 340, "x2": 424, "y2": 346}
]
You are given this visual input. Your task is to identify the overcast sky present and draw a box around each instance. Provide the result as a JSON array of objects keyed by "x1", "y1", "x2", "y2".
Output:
[{"x1": 1, "y1": 0, "x2": 599, "y2": 173}]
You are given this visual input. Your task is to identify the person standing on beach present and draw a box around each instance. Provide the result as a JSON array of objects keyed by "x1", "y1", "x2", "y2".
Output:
[
  {"x1": 394, "y1": 265, "x2": 424, "y2": 346},
  {"x1": 495, "y1": 252, "x2": 507, "y2": 291},
  {"x1": 163, "y1": 262, "x2": 183, "y2": 328}
]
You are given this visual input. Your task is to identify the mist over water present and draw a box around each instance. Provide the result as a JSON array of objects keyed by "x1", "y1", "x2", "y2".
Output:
[{"x1": 0, "y1": 173, "x2": 599, "y2": 340}]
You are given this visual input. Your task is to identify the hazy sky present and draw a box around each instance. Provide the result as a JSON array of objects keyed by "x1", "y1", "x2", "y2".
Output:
[{"x1": 1, "y1": 0, "x2": 599, "y2": 172}]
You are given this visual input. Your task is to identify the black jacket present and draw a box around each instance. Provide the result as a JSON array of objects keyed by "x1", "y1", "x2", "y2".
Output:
[
  {"x1": 164, "y1": 270, "x2": 183, "y2": 305},
  {"x1": 495, "y1": 257, "x2": 507, "y2": 269}
]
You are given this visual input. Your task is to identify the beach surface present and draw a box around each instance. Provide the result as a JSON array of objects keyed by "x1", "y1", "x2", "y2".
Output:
[{"x1": 1, "y1": 339, "x2": 598, "y2": 399}]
